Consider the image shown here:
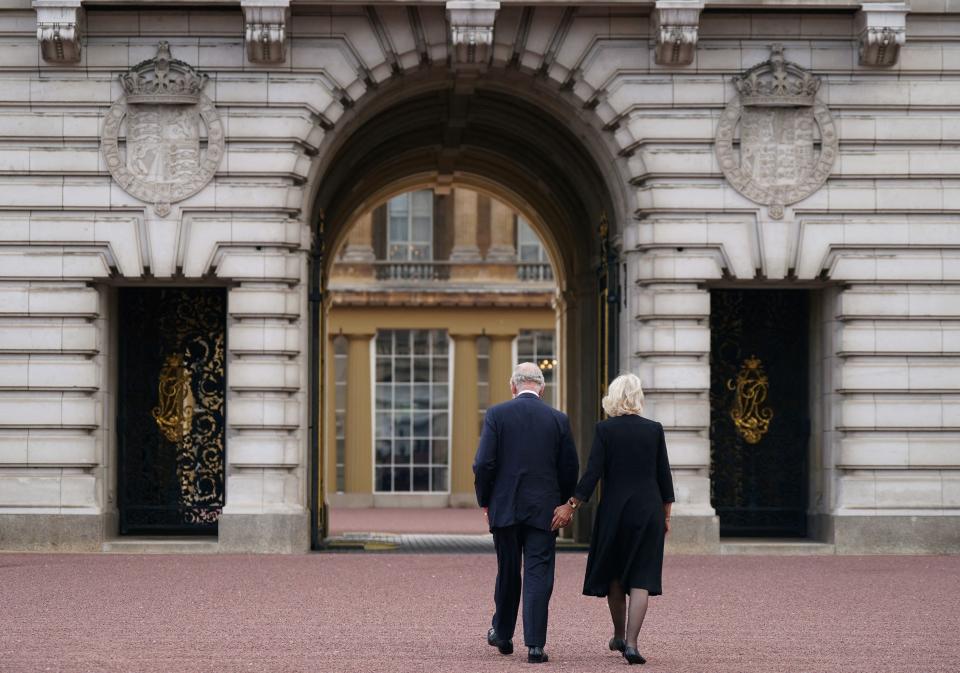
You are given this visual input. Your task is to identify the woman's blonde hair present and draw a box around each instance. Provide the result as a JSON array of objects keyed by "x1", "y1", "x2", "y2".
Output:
[{"x1": 601, "y1": 373, "x2": 645, "y2": 417}]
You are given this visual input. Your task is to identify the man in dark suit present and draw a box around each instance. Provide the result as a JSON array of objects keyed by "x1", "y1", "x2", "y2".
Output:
[{"x1": 474, "y1": 362, "x2": 579, "y2": 664}]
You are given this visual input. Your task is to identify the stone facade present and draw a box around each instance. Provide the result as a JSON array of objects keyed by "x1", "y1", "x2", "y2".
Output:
[{"x1": 0, "y1": 0, "x2": 958, "y2": 554}]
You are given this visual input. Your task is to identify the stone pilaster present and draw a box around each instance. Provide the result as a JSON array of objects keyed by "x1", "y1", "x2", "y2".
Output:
[
  {"x1": 451, "y1": 334, "x2": 480, "y2": 505},
  {"x1": 450, "y1": 188, "x2": 482, "y2": 262},
  {"x1": 344, "y1": 333, "x2": 374, "y2": 495},
  {"x1": 488, "y1": 334, "x2": 515, "y2": 406},
  {"x1": 341, "y1": 211, "x2": 377, "y2": 263},
  {"x1": 486, "y1": 199, "x2": 517, "y2": 262}
]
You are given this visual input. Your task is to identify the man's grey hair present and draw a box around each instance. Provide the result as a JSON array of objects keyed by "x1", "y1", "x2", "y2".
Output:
[{"x1": 511, "y1": 362, "x2": 545, "y2": 390}]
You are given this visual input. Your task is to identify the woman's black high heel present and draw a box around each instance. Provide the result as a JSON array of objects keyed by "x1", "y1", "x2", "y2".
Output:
[
  {"x1": 623, "y1": 646, "x2": 646, "y2": 665},
  {"x1": 609, "y1": 637, "x2": 626, "y2": 653}
]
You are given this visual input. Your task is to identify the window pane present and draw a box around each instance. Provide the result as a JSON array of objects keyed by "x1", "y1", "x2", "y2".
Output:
[
  {"x1": 376, "y1": 412, "x2": 392, "y2": 438},
  {"x1": 376, "y1": 332, "x2": 393, "y2": 355},
  {"x1": 432, "y1": 384, "x2": 448, "y2": 409},
  {"x1": 412, "y1": 189, "x2": 433, "y2": 215},
  {"x1": 413, "y1": 384, "x2": 431, "y2": 410},
  {"x1": 389, "y1": 217, "x2": 408, "y2": 243},
  {"x1": 412, "y1": 216, "x2": 432, "y2": 242},
  {"x1": 394, "y1": 331, "x2": 410, "y2": 355},
  {"x1": 394, "y1": 439, "x2": 411, "y2": 463},
  {"x1": 393, "y1": 466, "x2": 411, "y2": 491},
  {"x1": 413, "y1": 412, "x2": 430, "y2": 438},
  {"x1": 375, "y1": 440, "x2": 392, "y2": 465},
  {"x1": 395, "y1": 357, "x2": 411, "y2": 382},
  {"x1": 395, "y1": 412, "x2": 412, "y2": 438},
  {"x1": 388, "y1": 193, "x2": 409, "y2": 215},
  {"x1": 413, "y1": 358, "x2": 430, "y2": 383},
  {"x1": 413, "y1": 467, "x2": 430, "y2": 492},
  {"x1": 413, "y1": 438, "x2": 430, "y2": 463},
  {"x1": 432, "y1": 331, "x2": 449, "y2": 354},
  {"x1": 376, "y1": 358, "x2": 392, "y2": 383},
  {"x1": 432, "y1": 411, "x2": 448, "y2": 437},
  {"x1": 394, "y1": 383, "x2": 411, "y2": 410},
  {"x1": 410, "y1": 330, "x2": 427, "y2": 354},
  {"x1": 375, "y1": 384, "x2": 391, "y2": 410},
  {"x1": 432, "y1": 357, "x2": 448, "y2": 383},
  {"x1": 431, "y1": 467, "x2": 448, "y2": 492},
  {"x1": 410, "y1": 243, "x2": 431, "y2": 261},
  {"x1": 431, "y1": 440, "x2": 448, "y2": 465},
  {"x1": 376, "y1": 467, "x2": 392, "y2": 491}
]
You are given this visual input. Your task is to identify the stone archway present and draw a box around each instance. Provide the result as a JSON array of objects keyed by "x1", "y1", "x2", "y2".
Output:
[{"x1": 304, "y1": 67, "x2": 633, "y2": 543}]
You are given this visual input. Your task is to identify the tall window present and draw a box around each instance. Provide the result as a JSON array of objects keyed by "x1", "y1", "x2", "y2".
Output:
[
  {"x1": 375, "y1": 329, "x2": 450, "y2": 492},
  {"x1": 517, "y1": 217, "x2": 553, "y2": 281},
  {"x1": 477, "y1": 336, "x2": 491, "y2": 434},
  {"x1": 388, "y1": 190, "x2": 434, "y2": 261},
  {"x1": 516, "y1": 330, "x2": 557, "y2": 407},
  {"x1": 333, "y1": 335, "x2": 348, "y2": 492}
]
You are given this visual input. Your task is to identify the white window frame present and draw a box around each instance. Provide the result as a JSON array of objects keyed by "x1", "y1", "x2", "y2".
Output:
[{"x1": 387, "y1": 190, "x2": 434, "y2": 262}]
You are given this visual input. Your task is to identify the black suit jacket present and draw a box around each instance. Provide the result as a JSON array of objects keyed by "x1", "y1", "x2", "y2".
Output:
[{"x1": 473, "y1": 393, "x2": 580, "y2": 532}]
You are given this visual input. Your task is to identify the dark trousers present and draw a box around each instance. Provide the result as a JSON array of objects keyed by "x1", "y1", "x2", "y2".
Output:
[{"x1": 491, "y1": 524, "x2": 557, "y2": 648}]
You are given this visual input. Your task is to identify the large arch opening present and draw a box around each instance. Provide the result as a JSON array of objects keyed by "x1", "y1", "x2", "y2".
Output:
[{"x1": 306, "y1": 68, "x2": 631, "y2": 545}]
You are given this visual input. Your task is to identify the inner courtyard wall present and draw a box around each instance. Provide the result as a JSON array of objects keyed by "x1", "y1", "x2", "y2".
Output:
[{"x1": 0, "y1": 2, "x2": 958, "y2": 552}]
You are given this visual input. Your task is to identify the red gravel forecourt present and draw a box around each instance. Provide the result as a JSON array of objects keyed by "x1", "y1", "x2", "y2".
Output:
[{"x1": 1, "y1": 553, "x2": 957, "y2": 673}]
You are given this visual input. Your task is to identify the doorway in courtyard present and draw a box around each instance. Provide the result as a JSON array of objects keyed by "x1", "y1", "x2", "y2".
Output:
[
  {"x1": 322, "y1": 188, "x2": 560, "y2": 540},
  {"x1": 117, "y1": 288, "x2": 226, "y2": 535},
  {"x1": 709, "y1": 289, "x2": 811, "y2": 538},
  {"x1": 306, "y1": 73, "x2": 628, "y2": 547}
]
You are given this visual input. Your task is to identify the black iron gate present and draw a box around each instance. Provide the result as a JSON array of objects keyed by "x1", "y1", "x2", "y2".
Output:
[
  {"x1": 118, "y1": 288, "x2": 226, "y2": 534},
  {"x1": 709, "y1": 289, "x2": 810, "y2": 537}
]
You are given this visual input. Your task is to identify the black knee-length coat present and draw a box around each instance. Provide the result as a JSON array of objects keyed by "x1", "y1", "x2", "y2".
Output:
[{"x1": 574, "y1": 415, "x2": 675, "y2": 597}]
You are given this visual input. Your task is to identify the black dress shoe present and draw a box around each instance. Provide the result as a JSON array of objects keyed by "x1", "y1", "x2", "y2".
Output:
[
  {"x1": 623, "y1": 646, "x2": 646, "y2": 665},
  {"x1": 487, "y1": 628, "x2": 513, "y2": 655},
  {"x1": 527, "y1": 647, "x2": 548, "y2": 663},
  {"x1": 609, "y1": 637, "x2": 626, "y2": 653}
]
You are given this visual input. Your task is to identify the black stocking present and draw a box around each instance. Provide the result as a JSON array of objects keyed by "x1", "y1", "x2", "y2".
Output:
[
  {"x1": 625, "y1": 587, "x2": 649, "y2": 650},
  {"x1": 607, "y1": 580, "x2": 626, "y2": 640}
]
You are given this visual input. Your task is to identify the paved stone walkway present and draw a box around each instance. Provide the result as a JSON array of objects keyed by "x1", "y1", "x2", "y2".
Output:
[{"x1": 1, "y1": 553, "x2": 957, "y2": 673}]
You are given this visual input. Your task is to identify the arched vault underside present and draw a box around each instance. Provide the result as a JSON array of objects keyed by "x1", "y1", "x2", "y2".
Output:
[{"x1": 310, "y1": 68, "x2": 631, "y2": 517}]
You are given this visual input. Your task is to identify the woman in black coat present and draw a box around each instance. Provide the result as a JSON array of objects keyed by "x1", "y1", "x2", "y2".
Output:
[{"x1": 552, "y1": 373, "x2": 675, "y2": 665}]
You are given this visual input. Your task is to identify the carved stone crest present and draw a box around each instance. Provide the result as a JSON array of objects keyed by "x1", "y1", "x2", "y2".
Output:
[
  {"x1": 101, "y1": 42, "x2": 224, "y2": 216},
  {"x1": 715, "y1": 45, "x2": 837, "y2": 220}
]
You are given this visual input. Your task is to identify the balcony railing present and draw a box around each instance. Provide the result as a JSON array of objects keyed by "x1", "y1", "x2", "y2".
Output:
[
  {"x1": 374, "y1": 261, "x2": 452, "y2": 281},
  {"x1": 517, "y1": 263, "x2": 554, "y2": 282}
]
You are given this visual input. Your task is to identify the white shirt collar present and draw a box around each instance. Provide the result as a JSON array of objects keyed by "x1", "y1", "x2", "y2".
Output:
[{"x1": 516, "y1": 390, "x2": 540, "y2": 398}]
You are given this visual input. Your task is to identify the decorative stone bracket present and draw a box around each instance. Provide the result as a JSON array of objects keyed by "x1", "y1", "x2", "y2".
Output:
[
  {"x1": 241, "y1": 0, "x2": 290, "y2": 64},
  {"x1": 446, "y1": 0, "x2": 500, "y2": 67},
  {"x1": 33, "y1": 0, "x2": 84, "y2": 63},
  {"x1": 652, "y1": 0, "x2": 703, "y2": 66},
  {"x1": 855, "y1": 2, "x2": 907, "y2": 67}
]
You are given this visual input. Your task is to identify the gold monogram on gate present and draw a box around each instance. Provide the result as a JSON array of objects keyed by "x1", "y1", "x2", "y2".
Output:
[{"x1": 727, "y1": 356, "x2": 773, "y2": 444}]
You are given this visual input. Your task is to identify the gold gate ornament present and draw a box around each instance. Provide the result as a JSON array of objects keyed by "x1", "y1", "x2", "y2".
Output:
[{"x1": 727, "y1": 355, "x2": 773, "y2": 444}]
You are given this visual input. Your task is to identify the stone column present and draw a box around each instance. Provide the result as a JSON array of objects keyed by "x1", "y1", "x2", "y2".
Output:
[
  {"x1": 450, "y1": 188, "x2": 482, "y2": 262},
  {"x1": 341, "y1": 210, "x2": 376, "y2": 263},
  {"x1": 486, "y1": 199, "x2": 517, "y2": 262},
  {"x1": 450, "y1": 334, "x2": 480, "y2": 505},
  {"x1": 344, "y1": 333, "x2": 374, "y2": 495},
  {"x1": 488, "y1": 334, "x2": 515, "y2": 406}
]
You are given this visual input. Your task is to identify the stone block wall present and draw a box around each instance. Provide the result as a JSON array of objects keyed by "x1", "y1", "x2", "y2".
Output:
[{"x1": 0, "y1": 1, "x2": 957, "y2": 552}]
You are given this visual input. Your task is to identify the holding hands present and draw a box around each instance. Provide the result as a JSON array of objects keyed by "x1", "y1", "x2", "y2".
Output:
[{"x1": 551, "y1": 498, "x2": 579, "y2": 530}]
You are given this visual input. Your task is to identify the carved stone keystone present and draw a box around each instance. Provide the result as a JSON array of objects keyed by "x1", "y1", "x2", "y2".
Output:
[
  {"x1": 652, "y1": 0, "x2": 703, "y2": 66},
  {"x1": 446, "y1": 0, "x2": 500, "y2": 66},
  {"x1": 241, "y1": 0, "x2": 290, "y2": 64},
  {"x1": 855, "y1": 2, "x2": 907, "y2": 67},
  {"x1": 33, "y1": 0, "x2": 84, "y2": 64}
]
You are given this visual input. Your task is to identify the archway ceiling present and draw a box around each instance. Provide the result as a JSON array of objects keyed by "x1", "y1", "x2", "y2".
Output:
[{"x1": 316, "y1": 83, "x2": 613, "y2": 279}]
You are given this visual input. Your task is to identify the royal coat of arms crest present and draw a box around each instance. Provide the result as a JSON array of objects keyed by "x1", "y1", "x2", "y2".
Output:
[
  {"x1": 101, "y1": 42, "x2": 224, "y2": 217},
  {"x1": 715, "y1": 44, "x2": 838, "y2": 219}
]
